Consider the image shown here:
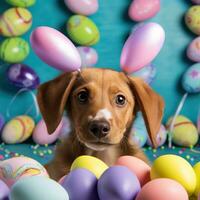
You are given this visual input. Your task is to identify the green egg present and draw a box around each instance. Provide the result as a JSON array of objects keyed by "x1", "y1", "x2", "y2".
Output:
[
  {"x1": 0, "y1": 37, "x2": 30, "y2": 63},
  {"x1": 67, "y1": 15, "x2": 100, "y2": 46},
  {"x1": 6, "y1": 0, "x2": 36, "y2": 7}
]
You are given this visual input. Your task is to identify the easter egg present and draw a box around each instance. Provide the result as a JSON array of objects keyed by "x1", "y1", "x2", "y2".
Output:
[
  {"x1": 136, "y1": 178, "x2": 189, "y2": 200},
  {"x1": 59, "y1": 115, "x2": 71, "y2": 139},
  {"x1": 61, "y1": 168, "x2": 99, "y2": 200},
  {"x1": 0, "y1": 8, "x2": 32, "y2": 37},
  {"x1": 10, "y1": 176, "x2": 69, "y2": 200},
  {"x1": 1, "y1": 115, "x2": 35, "y2": 144},
  {"x1": 166, "y1": 115, "x2": 198, "y2": 147},
  {"x1": 77, "y1": 46, "x2": 98, "y2": 68},
  {"x1": 116, "y1": 156, "x2": 151, "y2": 186},
  {"x1": 197, "y1": 111, "x2": 200, "y2": 134},
  {"x1": 67, "y1": 15, "x2": 100, "y2": 46},
  {"x1": 0, "y1": 156, "x2": 49, "y2": 187},
  {"x1": 191, "y1": 0, "x2": 200, "y2": 4},
  {"x1": 0, "y1": 113, "x2": 5, "y2": 132},
  {"x1": 129, "y1": 0, "x2": 160, "y2": 22},
  {"x1": 182, "y1": 63, "x2": 200, "y2": 93},
  {"x1": 0, "y1": 37, "x2": 30, "y2": 63},
  {"x1": 187, "y1": 37, "x2": 200, "y2": 62},
  {"x1": 70, "y1": 155, "x2": 108, "y2": 178},
  {"x1": 151, "y1": 154, "x2": 196, "y2": 196},
  {"x1": 64, "y1": 0, "x2": 98, "y2": 15},
  {"x1": 6, "y1": 0, "x2": 36, "y2": 7},
  {"x1": 185, "y1": 6, "x2": 200, "y2": 35},
  {"x1": 0, "y1": 180, "x2": 10, "y2": 200},
  {"x1": 7, "y1": 64, "x2": 40, "y2": 90},
  {"x1": 193, "y1": 162, "x2": 200, "y2": 196},
  {"x1": 98, "y1": 166, "x2": 141, "y2": 200}
]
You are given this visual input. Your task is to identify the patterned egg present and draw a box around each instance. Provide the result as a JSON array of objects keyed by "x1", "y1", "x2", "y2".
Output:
[
  {"x1": 77, "y1": 46, "x2": 98, "y2": 68},
  {"x1": 0, "y1": 37, "x2": 30, "y2": 63},
  {"x1": 67, "y1": 15, "x2": 100, "y2": 46},
  {"x1": 191, "y1": 0, "x2": 200, "y2": 4},
  {"x1": 0, "y1": 8, "x2": 32, "y2": 37},
  {"x1": 64, "y1": 0, "x2": 98, "y2": 15},
  {"x1": 0, "y1": 156, "x2": 49, "y2": 187},
  {"x1": 6, "y1": 0, "x2": 36, "y2": 7},
  {"x1": 1, "y1": 115, "x2": 35, "y2": 144},
  {"x1": 7, "y1": 64, "x2": 40, "y2": 90},
  {"x1": 187, "y1": 37, "x2": 200, "y2": 62},
  {"x1": 185, "y1": 6, "x2": 200, "y2": 35},
  {"x1": 182, "y1": 63, "x2": 200, "y2": 93},
  {"x1": 0, "y1": 113, "x2": 5, "y2": 132}
]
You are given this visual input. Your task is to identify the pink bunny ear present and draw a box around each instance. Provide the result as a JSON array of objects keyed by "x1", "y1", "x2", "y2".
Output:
[
  {"x1": 120, "y1": 23, "x2": 165, "y2": 74},
  {"x1": 30, "y1": 26, "x2": 81, "y2": 72}
]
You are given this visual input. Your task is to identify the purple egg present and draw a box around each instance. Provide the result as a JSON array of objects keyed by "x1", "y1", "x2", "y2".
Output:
[
  {"x1": 7, "y1": 64, "x2": 40, "y2": 90},
  {"x1": 0, "y1": 114, "x2": 5, "y2": 132},
  {"x1": 98, "y1": 166, "x2": 141, "y2": 200},
  {"x1": 0, "y1": 180, "x2": 10, "y2": 200},
  {"x1": 61, "y1": 168, "x2": 99, "y2": 200}
]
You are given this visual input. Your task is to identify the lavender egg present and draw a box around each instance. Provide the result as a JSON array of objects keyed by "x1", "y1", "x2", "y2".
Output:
[
  {"x1": 191, "y1": 0, "x2": 200, "y2": 4},
  {"x1": 7, "y1": 64, "x2": 40, "y2": 90},
  {"x1": 0, "y1": 180, "x2": 10, "y2": 200},
  {"x1": 187, "y1": 37, "x2": 200, "y2": 62}
]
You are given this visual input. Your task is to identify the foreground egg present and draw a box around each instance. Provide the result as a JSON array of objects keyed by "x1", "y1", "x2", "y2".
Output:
[{"x1": 0, "y1": 180, "x2": 10, "y2": 200}]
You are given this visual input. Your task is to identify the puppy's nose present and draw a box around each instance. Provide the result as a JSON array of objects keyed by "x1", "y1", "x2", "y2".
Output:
[{"x1": 89, "y1": 120, "x2": 110, "y2": 138}]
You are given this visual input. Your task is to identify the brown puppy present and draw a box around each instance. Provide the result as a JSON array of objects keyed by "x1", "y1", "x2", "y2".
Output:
[{"x1": 37, "y1": 68, "x2": 164, "y2": 180}]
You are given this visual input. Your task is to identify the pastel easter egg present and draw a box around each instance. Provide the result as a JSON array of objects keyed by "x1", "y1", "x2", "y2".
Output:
[
  {"x1": 166, "y1": 115, "x2": 199, "y2": 147},
  {"x1": 71, "y1": 155, "x2": 108, "y2": 179},
  {"x1": 193, "y1": 162, "x2": 200, "y2": 196},
  {"x1": 191, "y1": 0, "x2": 200, "y2": 4},
  {"x1": 64, "y1": 0, "x2": 98, "y2": 15},
  {"x1": 185, "y1": 6, "x2": 200, "y2": 35},
  {"x1": 0, "y1": 37, "x2": 30, "y2": 63},
  {"x1": 151, "y1": 154, "x2": 196, "y2": 196},
  {"x1": 136, "y1": 178, "x2": 189, "y2": 200},
  {"x1": 59, "y1": 115, "x2": 71, "y2": 139},
  {"x1": 0, "y1": 113, "x2": 5, "y2": 132},
  {"x1": 0, "y1": 180, "x2": 10, "y2": 200},
  {"x1": 0, "y1": 8, "x2": 32, "y2": 37},
  {"x1": 1, "y1": 115, "x2": 35, "y2": 144},
  {"x1": 182, "y1": 63, "x2": 200, "y2": 93},
  {"x1": 77, "y1": 46, "x2": 98, "y2": 68},
  {"x1": 197, "y1": 111, "x2": 200, "y2": 134},
  {"x1": 129, "y1": 0, "x2": 160, "y2": 22},
  {"x1": 0, "y1": 156, "x2": 49, "y2": 187},
  {"x1": 187, "y1": 37, "x2": 200, "y2": 62},
  {"x1": 67, "y1": 15, "x2": 100, "y2": 46},
  {"x1": 10, "y1": 176, "x2": 69, "y2": 200},
  {"x1": 6, "y1": 0, "x2": 36, "y2": 7},
  {"x1": 61, "y1": 168, "x2": 99, "y2": 200},
  {"x1": 98, "y1": 166, "x2": 141, "y2": 200},
  {"x1": 7, "y1": 64, "x2": 40, "y2": 90}
]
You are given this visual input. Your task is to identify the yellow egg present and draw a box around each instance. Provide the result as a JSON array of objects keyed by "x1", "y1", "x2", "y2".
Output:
[
  {"x1": 70, "y1": 155, "x2": 108, "y2": 178},
  {"x1": 193, "y1": 162, "x2": 200, "y2": 196},
  {"x1": 150, "y1": 154, "x2": 196, "y2": 196}
]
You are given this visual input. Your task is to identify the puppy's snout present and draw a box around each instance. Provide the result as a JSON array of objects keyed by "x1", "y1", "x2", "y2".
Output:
[{"x1": 89, "y1": 120, "x2": 110, "y2": 138}]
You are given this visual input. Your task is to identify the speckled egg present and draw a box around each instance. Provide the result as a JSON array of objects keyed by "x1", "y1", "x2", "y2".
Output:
[
  {"x1": 0, "y1": 180, "x2": 10, "y2": 200},
  {"x1": 0, "y1": 37, "x2": 30, "y2": 63},
  {"x1": 0, "y1": 8, "x2": 32, "y2": 37},
  {"x1": 182, "y1": 63, "x2": 200, "y2": 93},
  {"x1": 1, "y1": 115, "x2": 35, "y2": 144},
  {"x1": 67, "y1": 15, "x2": 100, "y2": 46},
  {"x1": 185, "y1": 6, "x2": 200, "y2": 35},
  {"x1": 191, "y1": 0, "x2": 200, "y2": 4},
  {"x1": 0, "y1": 156, "x2": 49, "y2": 187},
  {"x1": 0, "y1": 113, "x2": 5, "y2": 132},
  {"x1": 6, "y1": 0, "x2": 36, "y2": 7},
  {"x1": 187, "y1": 37, "x2": 200, "y2": 62}
]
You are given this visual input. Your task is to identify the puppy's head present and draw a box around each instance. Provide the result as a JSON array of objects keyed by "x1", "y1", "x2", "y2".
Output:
[{"x1": 37, "y1": 68, "x2": 164, "y2": 150}]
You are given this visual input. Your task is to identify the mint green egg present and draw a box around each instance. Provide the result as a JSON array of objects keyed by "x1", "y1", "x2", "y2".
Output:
[
  {"x1": 6, "y1": 0, "x2": 36, "y2": 7},
  {"x1": 67, "y1": 15, "x2": 100, "y2": 46},
  {"x1": 0, "y1": 37, "x2": 30, "y2": 63}
]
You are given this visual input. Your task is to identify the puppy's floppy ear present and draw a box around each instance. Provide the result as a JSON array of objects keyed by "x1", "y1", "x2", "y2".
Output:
[
  {"x1": 127, "y1": 76, "x2": 165, "y2": 148},
  {"x1": 37, "y1": 72, "x2": 78, "y2": 134}
]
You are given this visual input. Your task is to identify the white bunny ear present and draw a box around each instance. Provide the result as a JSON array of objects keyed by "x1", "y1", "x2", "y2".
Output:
[
  {"x1": 30, "y1": 26, "x2": 81, "y2": 72},
  {"x1": 120, "y1": 22, "x2": 165, "y2": 74}
]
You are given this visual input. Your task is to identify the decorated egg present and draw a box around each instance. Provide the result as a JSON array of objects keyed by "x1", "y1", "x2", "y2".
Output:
[
  {"x1": 187, "y1": 37, "x2": 200, "y2": 62},
  {"x1": 129, "y1": 0, "x2": 160, "y2": 22},
  {"x1": 6, "y1": 0, "x2": 36, "y2": 7},
  {"x1": 1, "y1": 115, "x2": 35, "y2": 144},
  {"x1": 10, "y1": 176, "x2": 69, "y2": 200},
  {"x1": 166, "y1": 115, "x2": 198, "y2": 147},
  {"x1": 185, "y1": 6, "x2": 200, "y2": 35},
  {"x1": 0, "y1": 37, "x2": 30, "y2": 63},
  {"x1": 193, "y1": 162, "x2": 200, "y2": 196},
  {"x1": 116, "y1": 156, "x2": 151, "y2": 186},
  {"x1": 0, "y1": 156, "x2": 49, "y2": 187},
  {"x1": 136, "y1": 178, "x2": 189, "y2": 200},
  {"x1": 67, "y1": 15, "x2": 100, "y2": 46},
  {"x1": 70, "y1": 155, "x2": 108, "y2": 178},
  {"x1": 0, "y1": 180, "x2": 10, "y2": 200},
  {"x1": 0, "y1": 113, "x2": 5, "y2": 132},
  {"x1": 59, "y1": 115, "x2": 71, "y2": 139},
  {"x1": 64, "y1": 0, "x2": 98, "y2": 15},
  {"x1": 191, "y1": 0, "x2": 200, "y2": 4},
  {"x1": 0, "y1": 8, "x2": 32, "y2": 37},
  {"x1": 77, "y1": 46, "x2": 98, "y2": 68},
  {"x1": 61, "y1": 168, "x2": 99, "y2": 200},
  {"x1": 98, "y1": 166, "x2": 141, "y2": 200},
  {"x1": 151, "y1": 154, "x2": 196, "y2": 196},
  {"x1": 7, "y1": 64, "x2": 40, "y2": 90}
]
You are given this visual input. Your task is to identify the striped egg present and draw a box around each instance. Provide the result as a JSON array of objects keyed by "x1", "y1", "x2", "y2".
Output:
[
  {"x1": 1, "y1": 115, "x2": 35, "y2": 144},
  {"x1": 0, "y1": 7, "x2": 32, "y2": 37},
  {"x1": 6, "y1": 0, "x2": 36, "y2": 7}
]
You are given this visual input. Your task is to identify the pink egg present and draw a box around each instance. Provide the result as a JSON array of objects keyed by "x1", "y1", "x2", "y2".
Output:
[
  {"x1": 115, "y1": 156, "x2": 151, "y2": 186},
  {"x1": 191, "y1": 0, "x2": 200, "y2": 4},
  {"x1": 187, "y1": 37, "x2": 200, "y2": 62},
  {"x1": 129, "y1": 0, "x2": 160, "y2": 22},
  {"x1": 64, "y1": 0, "x2": 98, "y2": 15},
  {"x1": 136, "y1": 178, "x2": 189, "y2": 200}
]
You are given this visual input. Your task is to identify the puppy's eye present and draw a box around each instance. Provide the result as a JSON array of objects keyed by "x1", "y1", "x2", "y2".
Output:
[
  {"x1": 115, "y1": 95, "x2": 126, "y2": 106},
  {"x1": 77, "y1": 90, "x2": 89, "y2": 103}
]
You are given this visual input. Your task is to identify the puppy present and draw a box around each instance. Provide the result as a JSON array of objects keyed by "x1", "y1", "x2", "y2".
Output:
[{"x1": 37, "y1": 68, "x2": 164, "y2": 180}]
